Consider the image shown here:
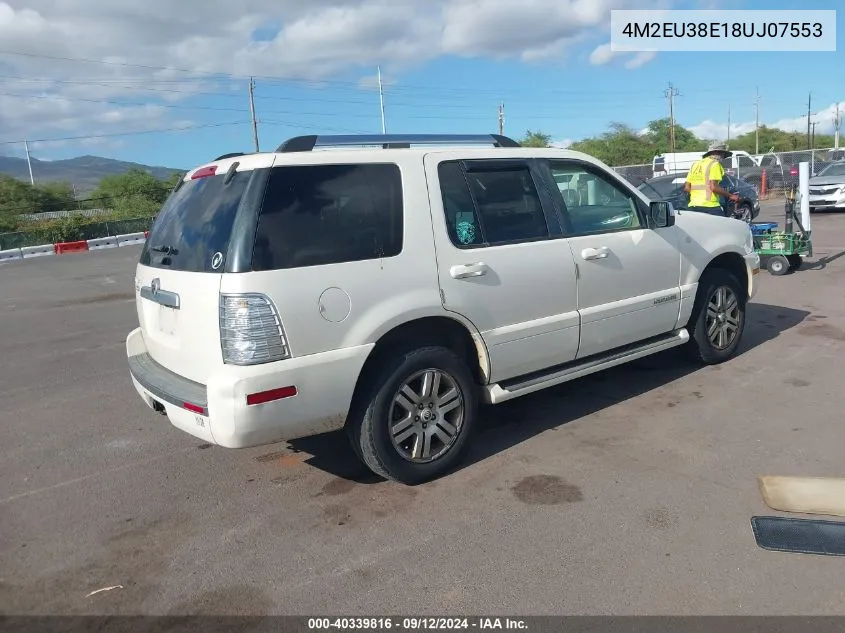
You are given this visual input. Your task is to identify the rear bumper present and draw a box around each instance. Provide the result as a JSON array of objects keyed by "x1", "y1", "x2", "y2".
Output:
[{"x1": 126, "y1": 327, "x2": 373, "y2": 448}]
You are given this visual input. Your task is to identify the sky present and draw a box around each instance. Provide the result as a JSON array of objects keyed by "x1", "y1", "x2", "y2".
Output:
[{"x1": 0, "y1": 0, "x2": 842, "y2": 170}]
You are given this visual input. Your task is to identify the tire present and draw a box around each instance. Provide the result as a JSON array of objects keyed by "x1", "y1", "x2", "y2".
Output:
[
  {"x1": 735, "y1": 203, "x2": 753, "y2": 223},
  {"x1": 685, "y1": 268, "x2": 747, "y2": 365},
  {"x1": 787, "y1": 254, "x2": 803, "y2": 270},
  {"x1": 767, "y1": 255, "x2": 789, "y2": 276},
  {"x1": 348, "y1": 346, "x2": 478, "y2": 485}
]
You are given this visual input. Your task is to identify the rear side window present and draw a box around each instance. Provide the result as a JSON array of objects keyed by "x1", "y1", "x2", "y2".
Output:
[
  {"x1": 251, "y1": 163, "x2": 403, "y2": 270},
  {"x1": 438, "y1": 161, "x2": 549, "y2": 248},
  {"x1": 140, "y1": 170, "x2": 251, "y2": 272}
]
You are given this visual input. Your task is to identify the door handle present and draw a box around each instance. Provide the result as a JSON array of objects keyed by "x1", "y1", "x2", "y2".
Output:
[
  {"x1": 581, "y1": 247, "x2": 610, "y2": 261},
  {"x1": 450, "y1": 262, "x2": 488, "y2": 279}
]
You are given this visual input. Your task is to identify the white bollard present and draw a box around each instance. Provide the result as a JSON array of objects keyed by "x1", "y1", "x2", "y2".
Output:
[{"x1": 799, "y1": 161, "x2": 811, "y2": 232}]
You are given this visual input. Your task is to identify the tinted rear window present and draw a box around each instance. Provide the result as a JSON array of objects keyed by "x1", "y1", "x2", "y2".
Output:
[
  {"x1": 251, "y1": 163, "x2": 403, "y2": 270},
  {"x1": 140, "y1": 170, "x2": 251, "y2": 272}
]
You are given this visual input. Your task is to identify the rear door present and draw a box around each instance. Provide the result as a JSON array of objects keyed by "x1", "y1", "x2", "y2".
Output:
[
  {"x1": 135, "y1": 160, "x2": 260, "y2": 384},
  {"x1": 424, "y1": 154, "x2": 581, "y2": 384}
]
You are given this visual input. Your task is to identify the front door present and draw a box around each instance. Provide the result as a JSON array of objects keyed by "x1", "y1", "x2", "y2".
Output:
[
  {"x1": 424, "y1": 155, "x2": 580, "y2": 384},
  {"x1": 544, "y1": 159, "x2": 683, "y2": 359}
]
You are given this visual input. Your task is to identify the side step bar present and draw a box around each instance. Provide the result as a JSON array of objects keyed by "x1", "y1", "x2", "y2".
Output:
[{"x1": 484, "y1": 329, "x2": 690, "y2": 404}]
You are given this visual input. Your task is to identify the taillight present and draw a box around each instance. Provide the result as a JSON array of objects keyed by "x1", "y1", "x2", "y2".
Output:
[
  {"x1": 219, "y1": 294, "x2": 290, "y2": 365},
  {"x1": 191, "y1": 165, "x2": 217, "y2": 180}
]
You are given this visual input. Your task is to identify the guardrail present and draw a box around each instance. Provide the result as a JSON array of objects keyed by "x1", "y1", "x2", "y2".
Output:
[
  {"x1": 87, "y1": 236, "x2": 119, "y2": 250},
  {"x1": 55, "y1": 240, "x2": 90, "y2": 255},
  {"x1": 0, "y1": 248, "x2": 23, "y2": 263},
  {"x1": 21, "y1": 244, "x2": 56, "y2": 258},
  {"x1": 0, "y1": 232, "x2": 146, "y2": 266},
  {"x1": 117, "y1": 232, "x2": 147, "y2": 247}
]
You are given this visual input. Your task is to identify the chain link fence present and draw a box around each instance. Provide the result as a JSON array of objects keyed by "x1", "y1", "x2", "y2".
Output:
[
  {"x1": 612, "y1": 147, "x2": 844, "y2": 197},
  {"x1": 0, "y1": 217, "x2": 152, "y2": 250}
]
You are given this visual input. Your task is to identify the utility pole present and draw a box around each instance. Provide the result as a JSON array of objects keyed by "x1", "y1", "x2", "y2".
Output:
[
  {"x1": 378, "y1": 66, "x2": 387, "y2": 134},
  {"x1": 834, "y1": 103, "x2": 841, "y2": 149},
  {"x1": 498, "y1": 102, "x2": 504, "y2": 135},
  {"x1": 727, "y1": 104, "x2": 731, "y2": 146},
  {"x1": 811, "y1": 121, "x2": 817, "y2": 149},
  {"x1": 664, "y1": 83, "x2": 679, "y2": 153},
  {"x1": 754, "y1": 87, "x2": 760, "y2": 155},
  {"x1": 807, "y1": 92, "x2": 812, "y2": 149},
  {"x1": 24, "y1": 140, "x2": 34, "y2": 185},
  {"x1": 248, "y1": 77, "x2": 260, "y2": 152}
]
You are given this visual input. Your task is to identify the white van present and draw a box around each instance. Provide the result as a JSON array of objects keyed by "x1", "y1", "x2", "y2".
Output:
[{"x1": 653, "y1": 150, "x2": 759, "y2": 177}]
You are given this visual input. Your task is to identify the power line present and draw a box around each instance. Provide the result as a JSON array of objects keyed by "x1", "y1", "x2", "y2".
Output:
[
  {"x1": 0, "y1": 90, "x2": 659, "y2": 121},
  {"x1": 0, "y1": 121, "x2": 248, "y2": 146},
  {"x1": 0, "y1": 49, "x2": 725, "y2": 98}
]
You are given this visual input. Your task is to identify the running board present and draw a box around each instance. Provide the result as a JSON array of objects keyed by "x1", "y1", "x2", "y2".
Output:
[{"x1": 484, "y1": 329, "x2": 690, "y2": 404}]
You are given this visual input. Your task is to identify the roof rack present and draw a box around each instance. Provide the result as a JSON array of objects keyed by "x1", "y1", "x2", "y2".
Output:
[
  {"x1": 213, "y1": 152, "x2": 246, "y2": 161},
  {"x1": 275, "y1": 134, "x2": 521, "y2": 153}
]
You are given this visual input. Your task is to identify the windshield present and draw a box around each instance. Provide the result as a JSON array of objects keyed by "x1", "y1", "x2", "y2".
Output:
[
  {"x1": 638, "y1": 178, "x2": 683, "y2": 199},
  {"x1": 139, "y1": 169, "x2": 252, "y2": 272},
  {"x1": 818, "y1": 163, "x2": 845, "y2": 177}
]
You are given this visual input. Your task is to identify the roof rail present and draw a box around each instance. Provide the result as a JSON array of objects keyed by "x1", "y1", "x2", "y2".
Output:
[
  {"x1": 275, "y1": 134, "x2": 521, "y2": 153},
  {"x1": 213, "y1": 152, "x2": 246, "y2": 161}
]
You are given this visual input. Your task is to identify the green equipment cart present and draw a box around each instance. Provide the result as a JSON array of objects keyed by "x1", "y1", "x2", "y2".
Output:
[{"x1": 750, "y1": 186, "x2": 812, "y2": 276}]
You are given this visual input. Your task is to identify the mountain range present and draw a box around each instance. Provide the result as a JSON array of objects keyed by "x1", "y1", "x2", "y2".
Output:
[{"x1": 0, "y1": 155, "x2": 183, "y2": 195}]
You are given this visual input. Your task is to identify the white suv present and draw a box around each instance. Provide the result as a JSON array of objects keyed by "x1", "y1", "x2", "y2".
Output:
[{"x1": 126, "y1": 133, "x2": 760, "y2": 484}]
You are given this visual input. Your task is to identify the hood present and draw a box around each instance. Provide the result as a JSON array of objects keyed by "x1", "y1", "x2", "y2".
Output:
[{"x1": 809, "y1": 176, "x2": 845, "y2": 186}]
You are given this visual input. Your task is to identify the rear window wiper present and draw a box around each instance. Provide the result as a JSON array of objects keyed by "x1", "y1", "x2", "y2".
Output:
[{"x1": 151, "y1": 244, "x2": 178, "y2": 255}]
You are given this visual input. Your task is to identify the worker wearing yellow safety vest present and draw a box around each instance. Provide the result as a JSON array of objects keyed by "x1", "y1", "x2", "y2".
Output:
[{"x1": 683, "y1": 143, "x2": 741, "y2": 216}]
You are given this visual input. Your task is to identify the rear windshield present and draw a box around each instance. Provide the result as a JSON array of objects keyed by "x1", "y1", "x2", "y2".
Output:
[
  {"x1": 139, "y1": 170, "x2": 251, "y2": 272},
  {"x1": 251, "y1": 163, "x2": 403, "y2": 270}
]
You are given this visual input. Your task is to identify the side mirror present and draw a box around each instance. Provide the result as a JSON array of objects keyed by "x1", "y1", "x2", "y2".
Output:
[{"x1": 650, "y1": 200, "x2": 675, "y2": 228}]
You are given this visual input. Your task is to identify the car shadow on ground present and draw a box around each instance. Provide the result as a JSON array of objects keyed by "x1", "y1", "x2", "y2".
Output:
[
  {"x1": 800, "y1": 249, "x2": 845, "y2": 271},
  {"x1": 288, "y1": 302, "x2": 811, "y2": 483}
]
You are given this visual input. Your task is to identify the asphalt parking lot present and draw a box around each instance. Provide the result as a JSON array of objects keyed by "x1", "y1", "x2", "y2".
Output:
[{"x1": 2, "y1": 199, "x2": 845, "y2": 616}]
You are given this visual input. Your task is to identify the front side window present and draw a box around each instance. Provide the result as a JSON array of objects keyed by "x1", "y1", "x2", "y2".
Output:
[
  {"x1": 251, "y1": 163, "x2": 403, "y2": 270},
  {"x1": 437, "y1": 161, "x2": 549, "y2": 248},
  {"x1": 548, "y1": 161, "x2": 642, "y2": 235}
]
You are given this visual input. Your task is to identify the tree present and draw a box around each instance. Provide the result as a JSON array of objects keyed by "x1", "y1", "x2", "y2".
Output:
[
  {"x1": 644, "y1": 118, "x2": 707, "y2": 153},
  {"x1": 89, "y1": 168, "x2": 171, "y2": 212},
  {"x1": 520, "y1": 130, "x2": 552, "y2": 147},
  {"x1": 36, "y1": 181, "x2": 77, "y2": 213},
  {"x1": 569, "y1": 123, "x2": 656, "y2": 166}
]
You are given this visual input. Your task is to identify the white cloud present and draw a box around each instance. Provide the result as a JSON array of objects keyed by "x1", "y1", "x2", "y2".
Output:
[
  {"x1": 589, "y1": 43, "x2": 616, "y2": 65},
  {"x1": 0, "y1": 0, "x2": 678, "y2": 149},
  {"x1": 690, "y1": 101, "x2": 845, "y2": 142},
  {"x1": 589, "y1": 42, "x2": 658, "y2": 69},
  {"x1": 551, "y1": 138, "x2": 573, "y2": 148},
  {"x1": 625, "y1": 51, "x2": 656, "y2": 69}
]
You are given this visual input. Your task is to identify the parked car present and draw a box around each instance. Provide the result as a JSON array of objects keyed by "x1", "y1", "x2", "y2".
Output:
[
  {"x1": 637, "y1": 173, "x2": 760, "y2": 221},
  {"x1": 809, "y1": 161, "x2": 845, "y2": 212},
  {"x1": 126, "y1": 133, "x2": 760, "y2": 484}
]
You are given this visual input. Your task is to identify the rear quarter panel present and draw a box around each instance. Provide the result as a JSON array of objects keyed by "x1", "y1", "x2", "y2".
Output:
[{"x1": 218, "y1": 152, "x2": 449, "y2": 357}]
